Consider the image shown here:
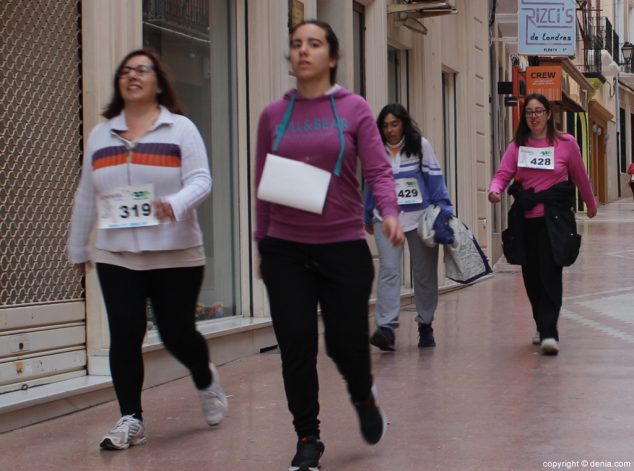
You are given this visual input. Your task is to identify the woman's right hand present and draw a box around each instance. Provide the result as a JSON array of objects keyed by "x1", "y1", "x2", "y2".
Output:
[
  {"x1": 488, "y1": 191, "x2": 501, "y2": 203},
  {"x1": 73, "y1": 262, "x2": 90, "y2": 275},
  {"x1": 382, "y1": 216, "x2": 405, "y2": 246}
]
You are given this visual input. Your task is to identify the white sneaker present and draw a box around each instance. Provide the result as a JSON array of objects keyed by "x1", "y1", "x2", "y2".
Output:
[
  {"x1": 540, "y1": 338, "x2": 559, "y2": 356},
  {"x1": 99, "y1": 415, "x2": 146, "y2": 450},
  {"x1": 532, "y1": 331, "x2": 541, "y2": 345},
  {"x1": 198, "y1": 363, "x2": 228, "y2": 426}
]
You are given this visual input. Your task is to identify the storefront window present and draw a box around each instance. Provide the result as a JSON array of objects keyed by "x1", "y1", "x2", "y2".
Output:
[
  {"x1": 442, "y1": 71, "x2": 458, "y2": 215},
  {"x1": 142, "y1": 0, "x2": 238, "y2": 325},
  {"x1": 620, "y1": 107, "x2": 627, "y2": 173},
  {"x1": 387, "y1": 47, "x2": 400, "y2": 104},
  {"x1": 630, "y1": 113, "x2": 634, "y2": 169}
]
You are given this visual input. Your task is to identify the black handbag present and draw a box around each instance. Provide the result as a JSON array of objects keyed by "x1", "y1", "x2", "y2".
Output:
[
  {"x1": 501, "y1": 226, "x2": 525, "y2": 265},
  {"x1": 546, "y1": 207, "x2": 581, "y2": 267}
]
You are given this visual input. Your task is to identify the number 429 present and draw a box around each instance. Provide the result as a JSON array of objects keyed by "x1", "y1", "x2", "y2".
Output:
[{"x1": 397, "y1": 189, "x2": 419, "y2": 198}]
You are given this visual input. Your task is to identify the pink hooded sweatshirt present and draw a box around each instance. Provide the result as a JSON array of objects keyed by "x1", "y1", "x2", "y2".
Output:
[{"x1": 254, "y1": 87, "x2": 399, "y2": 244}]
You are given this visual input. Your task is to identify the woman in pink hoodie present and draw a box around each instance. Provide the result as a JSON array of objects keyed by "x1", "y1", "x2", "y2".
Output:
[
  {"x1": 489, "y1": 93, "x2": 597, "y2": 356},
  {"x1": 255, "y1": 20, "x2": 404, "y2": 471}
]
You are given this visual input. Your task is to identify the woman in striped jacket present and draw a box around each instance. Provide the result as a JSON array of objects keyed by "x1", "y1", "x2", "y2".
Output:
[
  {"x1": 364, "y1": 103, "x2": 453, "y2": 351},
  {"x1": 68, "y1": 49, "x2": 227, "y2": 450}
]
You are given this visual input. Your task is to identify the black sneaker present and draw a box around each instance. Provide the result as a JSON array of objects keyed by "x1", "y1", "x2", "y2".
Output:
[
  {"x1": 369, "y1": 327, "x2": 395, "y2": 351},
  {"x1": 352, "y1": 387, "x2": 387, "y2": 445},
  {"x1": 417, "y1": 323, "x2": 436, "y2": 348},
  {"x1": 289, "y1": 436, "x2": 325, "y2": 471}
]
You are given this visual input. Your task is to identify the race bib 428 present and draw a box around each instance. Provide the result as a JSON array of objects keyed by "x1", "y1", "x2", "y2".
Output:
[{"x1": 518, "y1": 146, "x2": 555, "y2": 170}]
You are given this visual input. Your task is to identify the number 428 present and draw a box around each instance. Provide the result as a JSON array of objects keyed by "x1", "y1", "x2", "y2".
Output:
[{"x1": 530, "y1": 157, "x2": 551, "y2": 166}]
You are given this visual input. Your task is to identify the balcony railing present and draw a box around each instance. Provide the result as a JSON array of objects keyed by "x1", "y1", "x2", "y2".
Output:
[
  {"x1": 143, "y1": 0, "x2": 209, "y2": 41},
  {"x1": 577, "y1": 16, "x2": 619, "y2": 77},
  {"x1": 601, "y1": 17, "x2": 620, "y2": 63}
]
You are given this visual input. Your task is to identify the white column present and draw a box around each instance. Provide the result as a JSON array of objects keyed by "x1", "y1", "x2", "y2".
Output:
[
  {"x1": 81, "y1": 0, "x2": 142, "y2": 136},
  {"x1": 81, "y1": 0, "x2": 143, "y2": 373},
  {"x1": 246, "y1": 0, "x2": 295, "y2": 316},
  {"x1": 363, "y1": 0, "x2": 389, "y2": 114},
  {"x1": 317, "y1": 0, "x2": 354, "y2": 90}
]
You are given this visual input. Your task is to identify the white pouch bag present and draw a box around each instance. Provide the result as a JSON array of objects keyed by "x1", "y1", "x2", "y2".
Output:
[
  {"x1": 257, "y1": 153, "x2": 332, "y2": 214},
  {"x1": 417, "y1": 204, "x2": 441, "y2": 248},
  {"x1": 257, "y1": 93, "x2": 344, "y2": 214}
]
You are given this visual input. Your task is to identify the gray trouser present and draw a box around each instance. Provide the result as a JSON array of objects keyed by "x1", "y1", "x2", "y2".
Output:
[{"x1": 373, "y1": 221, "x2": 439, "y2": 330}]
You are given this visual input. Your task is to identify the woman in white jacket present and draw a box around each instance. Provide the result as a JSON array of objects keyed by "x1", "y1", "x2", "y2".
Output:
[{"x1": 68, "y1": 49, "x2": 227, "y2": 450}]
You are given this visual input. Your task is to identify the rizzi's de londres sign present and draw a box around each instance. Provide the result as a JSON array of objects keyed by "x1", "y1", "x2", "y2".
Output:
[{"x1": 518, "y1": 0, "x2": 576, "y2": 56}]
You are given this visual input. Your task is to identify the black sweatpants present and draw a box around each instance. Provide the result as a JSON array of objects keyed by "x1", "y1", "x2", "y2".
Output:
[
  {"x1": 521, "y1": 218, "x2": 563, "y2": 341},
  {"x1": 258, "y1": 237, "x2": 375, "y2": 438},
  {"x1": 96, "y1": 263, "x2": 212, "y2": 417}
]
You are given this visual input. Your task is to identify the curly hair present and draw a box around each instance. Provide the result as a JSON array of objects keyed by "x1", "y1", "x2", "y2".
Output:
[{"x1": 102, "y1": 48, "x2": 184, "y2": 119}]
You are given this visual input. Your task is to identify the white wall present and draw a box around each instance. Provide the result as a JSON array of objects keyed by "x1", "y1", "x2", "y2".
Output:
[{"x1": 318, "y1": 0, "x2": 354, "y2": 90}]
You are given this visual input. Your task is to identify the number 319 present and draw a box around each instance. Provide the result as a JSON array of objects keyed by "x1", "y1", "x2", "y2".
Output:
[{"x1": 119, "y1": 203, "x2": 152, "y2": 218}]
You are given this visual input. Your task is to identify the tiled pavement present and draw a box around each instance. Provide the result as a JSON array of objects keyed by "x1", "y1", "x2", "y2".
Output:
[{"x1": 2, "y1": 199, "x2": 634, "y2": 470}]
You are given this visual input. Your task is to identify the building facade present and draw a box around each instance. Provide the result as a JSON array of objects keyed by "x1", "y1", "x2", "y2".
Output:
[
  {"x1": 0, "y1": 0, "x2": 492, "y2": 431},
  {"x1": 491, "y1": 0, "x2": 634, "y2": 221}
]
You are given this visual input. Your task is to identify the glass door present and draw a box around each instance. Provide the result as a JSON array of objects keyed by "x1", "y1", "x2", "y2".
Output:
[{"x1": 142, "y1": 0, "x2": 239, "y2": 323}]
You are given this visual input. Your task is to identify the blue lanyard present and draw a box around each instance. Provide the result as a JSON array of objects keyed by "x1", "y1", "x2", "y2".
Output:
[{"x1": 272, "y1": 93, "x2": 345, "y2": 177}]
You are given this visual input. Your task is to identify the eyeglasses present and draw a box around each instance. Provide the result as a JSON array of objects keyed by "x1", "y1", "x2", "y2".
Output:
[
  {"x1": 118, "y1": 64, "x2": 154, "y2": 78},
  {"x1": 525, "y1": 108, "x2": 547, "y2": 117}
]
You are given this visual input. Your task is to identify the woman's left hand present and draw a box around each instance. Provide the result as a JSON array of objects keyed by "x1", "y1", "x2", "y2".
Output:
[
  {"x1": 154, "y1": 200, "x2": 176, "y2": 221},
  {"x1": 587, "y1": 207, "x2": 597, "y2": 218},
  {"x1": 382, "y1": 216, "x2": 405, "y2": 246}
]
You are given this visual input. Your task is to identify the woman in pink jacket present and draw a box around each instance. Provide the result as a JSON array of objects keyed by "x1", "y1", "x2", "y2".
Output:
[{"x1": 488, "y1": 93, "x2": 597, "y2": 356}]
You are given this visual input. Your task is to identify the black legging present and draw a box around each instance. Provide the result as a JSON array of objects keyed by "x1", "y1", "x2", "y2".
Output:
[
  {"x1": 259, "y1": 237, "x2": 375, "y2": 438},
  {"x1": 521, "y1": 218, "x2": 563, "y2": 341},
  {"x1": 97, "y1": 263, "x2": 211, "y2": 417},
  {"x1": 629, "y1": 181, "x2": 634, "y2": 200}
]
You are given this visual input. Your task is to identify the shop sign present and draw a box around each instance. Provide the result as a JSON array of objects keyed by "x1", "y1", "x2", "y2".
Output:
[
  {"x1": 518, "y1": 0, "x2": 576, "y2": 56},
  {"x1": 526, "y1": 66, "x2": 562, "y2": 101}
]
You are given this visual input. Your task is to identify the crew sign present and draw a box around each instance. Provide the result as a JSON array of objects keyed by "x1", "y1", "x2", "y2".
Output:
[{"x1": 518, "y1": 0, "x2": 575, "y2": 56}]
